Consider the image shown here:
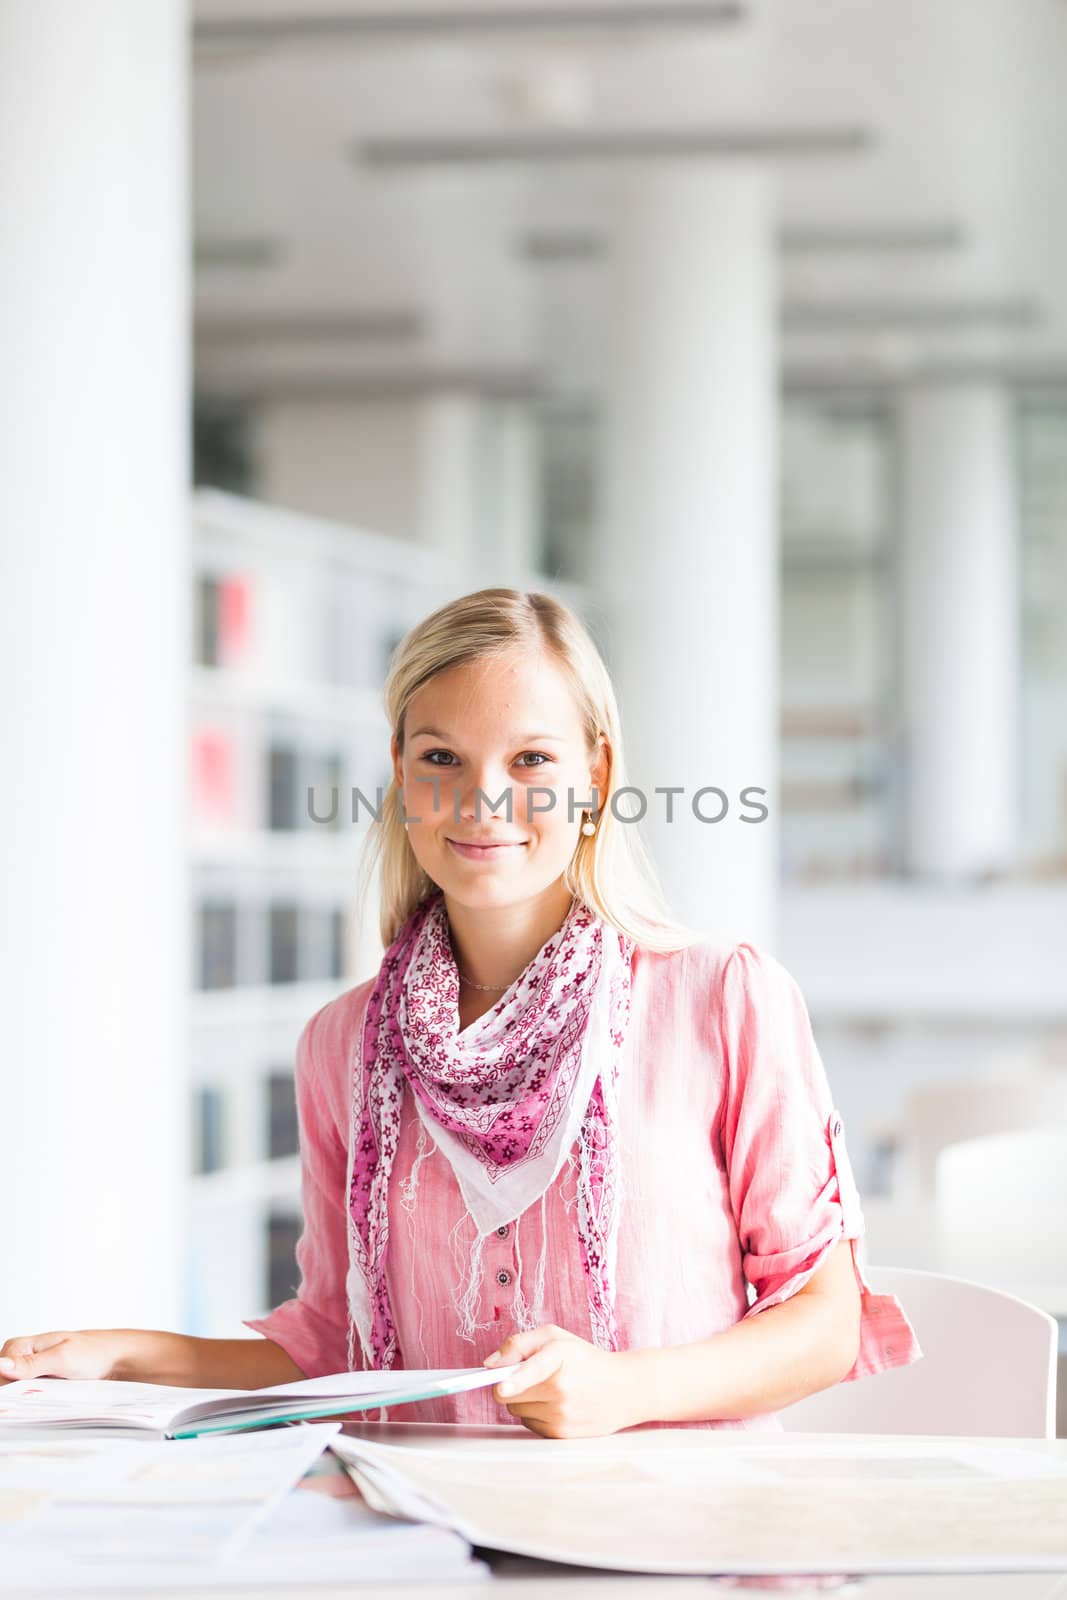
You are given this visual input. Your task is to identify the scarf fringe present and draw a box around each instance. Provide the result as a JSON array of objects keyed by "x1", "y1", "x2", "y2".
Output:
[
  {"x1": 400, "y1": 1121, "x2": 433, "y2": 1353},
  {"x1": 560, "y1": 1144, "x2": 581, "y2": 1217},
  {"x1": 533, "y1": 1191, "x2": 549, "y2": 1325},
  {"x1": 399, "y1": 1120, "x2": 433, "y2": 1214},
  {"x1": 511, "y1": 1212, "x2": 531, "y2": 1331},
  {"x1": 510, "y1": 1191, "x2": 550, "y2": 1331},
  {"x1": 510, "y1": 1214, "x2": 538, "y2": 1333},
  {"x1": 456, "y1": 1226, "x2": 493, "y2": 1345},
  {"x1": 346, "y1": 1291, "x2": 374, "y2": 1375}
]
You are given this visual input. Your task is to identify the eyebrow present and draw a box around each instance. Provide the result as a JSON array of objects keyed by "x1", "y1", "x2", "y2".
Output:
[{"x1": 408, "y1": 727, "x2": 564, "y2": 742}]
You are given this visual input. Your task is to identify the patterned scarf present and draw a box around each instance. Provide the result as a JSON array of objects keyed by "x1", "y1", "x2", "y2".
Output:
[{"x1": 345, "y1": 887, "x2": 635, "y2": 1371}]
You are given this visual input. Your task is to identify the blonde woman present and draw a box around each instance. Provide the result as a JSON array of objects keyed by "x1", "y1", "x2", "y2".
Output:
[{"x1": 0, "y1": 588, "x2": 920, "y2": 1438}]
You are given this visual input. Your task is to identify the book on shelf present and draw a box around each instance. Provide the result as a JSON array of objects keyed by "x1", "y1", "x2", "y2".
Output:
[{"x1": 0, "y1": 1363, "x2": 521, "y2": 1441}]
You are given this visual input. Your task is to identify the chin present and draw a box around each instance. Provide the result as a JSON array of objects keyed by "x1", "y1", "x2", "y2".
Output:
[
  {"x1": 440, "y1": 877, "x2": 531, "y2": 910},
  {"x1": 431, "y1": 862, "x2": 563, "y2": 911}
]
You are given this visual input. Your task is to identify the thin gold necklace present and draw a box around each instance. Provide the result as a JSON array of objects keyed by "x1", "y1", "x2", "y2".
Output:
[{"x1": 457, "y1": 969, "x2": 513, "y2": 992}]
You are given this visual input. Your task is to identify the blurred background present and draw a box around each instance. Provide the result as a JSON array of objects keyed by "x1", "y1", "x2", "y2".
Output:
[{"x1": 2, "y1": 1, "x2": 1065, "y2": 1430}]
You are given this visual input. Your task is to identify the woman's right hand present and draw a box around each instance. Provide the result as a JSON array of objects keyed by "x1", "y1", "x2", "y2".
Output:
[{"x1": 0, "y1": 1329, "x2": 129, "y2": 1384}]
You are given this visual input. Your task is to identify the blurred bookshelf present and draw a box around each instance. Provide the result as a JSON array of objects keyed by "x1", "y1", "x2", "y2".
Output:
[{"x1": 184, "y1": 487, "x2": 587, "y2": 1337}]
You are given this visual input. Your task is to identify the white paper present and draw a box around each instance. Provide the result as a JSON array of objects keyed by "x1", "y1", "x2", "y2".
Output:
[
  {"x1": 0, "y1": 1378, "x2": 236, "y2": 1433},
  {"x1": 0, "y1": 1430, "x2": 486, "y2": 1590},
  {"x1": 0, "y1": 1363, "x2": 522, "y2": 1437},
  {"x1": 329, "y1": 1432, "x2": 1067, "y2": 1575},
  {"x1": 0, "y1": 1422, "x2": 339, "y2": 1580}
]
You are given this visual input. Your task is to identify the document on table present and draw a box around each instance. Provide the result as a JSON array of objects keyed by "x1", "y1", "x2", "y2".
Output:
[
  {"x1": 0, "y1": 1428, "x2": 484, "y2": 1589},
  {"x1": 0, "y1": 1424, "x2": 337, "y2": 1583},
  {"x1": 329, "y1": 1433, "x2": 1067, "y2": 1576}
]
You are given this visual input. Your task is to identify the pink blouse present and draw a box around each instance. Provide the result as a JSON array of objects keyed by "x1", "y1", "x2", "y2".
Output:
[{"x1": 244, "y1": 937, "x2": 922, "y2": 1428}]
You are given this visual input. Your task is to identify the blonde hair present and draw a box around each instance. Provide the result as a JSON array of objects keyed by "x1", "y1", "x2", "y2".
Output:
[{"x1": 356, "y1": 587, "x2": 705, "y2": 955}]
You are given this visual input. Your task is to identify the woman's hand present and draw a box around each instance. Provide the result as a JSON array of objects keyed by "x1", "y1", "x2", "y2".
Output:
[
  {"x1": 0, "y1": 1330, "x2": 128, "y2": 1384},
  {"x1": 483, "y1": 1323, "x2": 642, "y2": 1439}
]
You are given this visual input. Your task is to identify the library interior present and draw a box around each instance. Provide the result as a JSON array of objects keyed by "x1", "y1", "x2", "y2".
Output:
[{"x1": 2, "y1": 0, "x2": 1067, "y2": 1591}]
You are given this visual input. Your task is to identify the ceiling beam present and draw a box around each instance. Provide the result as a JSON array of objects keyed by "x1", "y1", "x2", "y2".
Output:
[
  {"x1": 357, "y1": 125, "x2": 874, "y2": 166},
  {"x1": 519, "y1": 229, "x2": 606, "y2": 262},
  {"x1": 194, "y1": 237, "x2": 285, "y2": 269},
  {"x1": 779, "y1": 223, "x2": 967, "y2": 254},
  {"x1": 193, "y1": 361, "x2": 1067, "y2": 405},
  {"x1": 783, "y1": 361, "x2": 1067, "y2": 394},
  {"x1": 782, "y1": 297, "x2": 1041, "y2": 332},
  {"x1": 517, "y1": 221, "x2": 967, "y2": 262},
  {"x1": 194, "y1": 3, "x2": 746, "y2": 46},
  {"x1": 195, "y1": 365, "x2": 545, "y2": 402},
  {"x1": 194, "y1": 311, "x2": 424, "y2": 345}
]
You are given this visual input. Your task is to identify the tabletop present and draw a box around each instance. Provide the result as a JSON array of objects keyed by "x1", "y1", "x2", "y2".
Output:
[{"x1": 5, "y1": 1422, "x2": 1067, "y2": 1599}]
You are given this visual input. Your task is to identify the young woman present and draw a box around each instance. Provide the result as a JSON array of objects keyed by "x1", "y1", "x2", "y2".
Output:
[{"x1": 0, "y1": 588, "x2": 920, "y2": 1438}]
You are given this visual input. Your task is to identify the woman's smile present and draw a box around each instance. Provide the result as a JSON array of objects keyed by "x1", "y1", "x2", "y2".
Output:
[{"x1": 446, "y1": 836, "x2": 528, "y2": 861}]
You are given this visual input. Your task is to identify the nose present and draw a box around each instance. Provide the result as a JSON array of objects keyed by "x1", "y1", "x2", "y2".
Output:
[{"x1": 456, "y1": 762, "x2": 515, "y2": 822}]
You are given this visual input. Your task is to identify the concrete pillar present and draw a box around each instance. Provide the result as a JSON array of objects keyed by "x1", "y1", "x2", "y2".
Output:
[
  {"x1": 0, "y1": 0, "x2": 190, "y2": 1328},
  {"x1": 900, "y1": 384, "x2": 1019, "y2": 878},
  {"x1": 597, "y1": 167, "x2": 779, "y2": 947},
  {"x1": 415, "y1": 390, "x2": 484, "y2": 570},
  {"x1": 482, "y1": 400, "x2": 539, "y2": 583}
]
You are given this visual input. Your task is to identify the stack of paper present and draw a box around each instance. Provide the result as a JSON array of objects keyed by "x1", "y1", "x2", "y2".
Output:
[{"x1": 0, "y1": 1426, "x2": 484, "y2": 1588}]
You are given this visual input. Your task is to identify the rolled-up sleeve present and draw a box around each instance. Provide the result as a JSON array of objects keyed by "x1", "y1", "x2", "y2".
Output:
[
  {"x1": 242, "y1": 1003, "x2": 357, "y2": 1378},
  {"x1": 718, "y1": 941, "x2": 922, "y2": 1382}
]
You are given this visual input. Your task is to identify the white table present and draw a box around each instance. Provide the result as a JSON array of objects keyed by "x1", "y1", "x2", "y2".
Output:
[{"x1": 7, "y1": 1422, "x2": 1067, "y2": 1599}]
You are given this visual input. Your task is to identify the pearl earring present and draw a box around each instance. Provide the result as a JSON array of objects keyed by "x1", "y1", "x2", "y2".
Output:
[{"x1": 581, "y1": 813, "x2": 597, "y2": 836}]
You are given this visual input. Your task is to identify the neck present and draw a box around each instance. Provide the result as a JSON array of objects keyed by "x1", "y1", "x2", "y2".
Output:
[{"x1": 444, "y1": 880, "x2": 576, "y2": 991}]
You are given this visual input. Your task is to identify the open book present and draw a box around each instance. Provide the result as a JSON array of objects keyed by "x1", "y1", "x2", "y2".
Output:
[{"x1": 0, "y1": 1363, "x2": 521, "y2": 1440}]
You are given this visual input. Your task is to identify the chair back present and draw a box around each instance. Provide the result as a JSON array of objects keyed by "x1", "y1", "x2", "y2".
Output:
[{"x1": 779, "y1": 1265, "x2": 1057, "y2": 1437}]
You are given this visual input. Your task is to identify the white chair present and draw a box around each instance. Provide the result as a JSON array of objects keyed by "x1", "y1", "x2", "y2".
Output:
[
  {"x1": 779, "y1": 1265, "x2": 1057, "y2": 1438},
  {"x1": 934, "y1": 1129, "x2": 1067, "y2": 1317},
  {"x1": 897, "y1": 1073, "x2": 1067, "y2": 1200}
]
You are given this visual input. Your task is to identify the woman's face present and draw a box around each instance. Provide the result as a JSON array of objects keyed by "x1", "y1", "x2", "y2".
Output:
[{"x1": 392, "y1": 649, "x2": 608, "y2": 912}]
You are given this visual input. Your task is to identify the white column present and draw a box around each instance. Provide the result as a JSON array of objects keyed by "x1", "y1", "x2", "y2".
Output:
[
  {"x1": 597, "y1": 168, "x2": 779, "y2": 948},
  {"x1": 482, "y1": 400, "x2": 539, "y2": 583},
  {"x1": 415, "y1": 390, "x2": 484, "y2": 570},
  {"x1": 412, "y1": 167, "x2": 533, "y2": 578},
  {"x1": 0, "y1": 2, "x2": 190, "y2": 1328},
  {"x1": 900, "y1": 384, "x2": 1019, "y2": 878}
]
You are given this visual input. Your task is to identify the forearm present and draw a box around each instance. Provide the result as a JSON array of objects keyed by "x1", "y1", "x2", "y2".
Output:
[
  {"x1": 109, "y1": 1330, "x2": 307, "y2": 1389},
  {"x1": 621, "y1": 1290, "x2": 858, "y2": 1426}
]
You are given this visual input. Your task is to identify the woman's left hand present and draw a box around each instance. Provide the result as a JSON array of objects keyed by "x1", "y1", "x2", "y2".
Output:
[{"x1": 483, "y1": 1323, "x2": 641, "y2": 1438}]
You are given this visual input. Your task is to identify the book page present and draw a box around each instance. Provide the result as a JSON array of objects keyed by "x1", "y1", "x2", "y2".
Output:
[
  {"x1": 0, "y1": 1378, "x2": 238, "y2": 1433},
  {"x1": 0, "y1": 1365, "x2": 521, "y2": 1434}
]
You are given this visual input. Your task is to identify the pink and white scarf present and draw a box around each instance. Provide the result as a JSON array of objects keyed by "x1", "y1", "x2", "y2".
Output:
[{"x1": 344, "y1": 887, "x2": 635, "y2": 1371}]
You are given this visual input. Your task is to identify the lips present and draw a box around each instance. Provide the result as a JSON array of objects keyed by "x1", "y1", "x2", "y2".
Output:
[
  {"x1": 446, "y1": 837, "x2": 526, "y2": 858},
  {"x1": 448, "y1": 838, "x2": 522, "y2": 847}
]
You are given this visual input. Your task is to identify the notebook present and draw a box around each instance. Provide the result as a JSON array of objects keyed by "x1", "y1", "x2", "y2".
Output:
[{"x1": 0, "y1": 1363, "x2": 520, "y2": 1441}]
